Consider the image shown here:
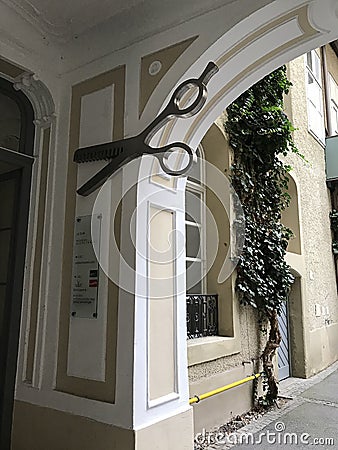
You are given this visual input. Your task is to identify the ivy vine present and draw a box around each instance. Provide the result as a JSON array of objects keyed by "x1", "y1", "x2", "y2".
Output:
[{"x1": 225, "y1": 66, "x2": 300, "y2": 403}]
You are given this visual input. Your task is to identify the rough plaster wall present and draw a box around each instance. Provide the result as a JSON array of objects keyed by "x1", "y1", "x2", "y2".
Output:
[
  {"x1": 286, "y1": 54, "x2": 338, "y2": 332},
  {"x1": 188, "y1": 305, "x2": 263, "y2": 383}
]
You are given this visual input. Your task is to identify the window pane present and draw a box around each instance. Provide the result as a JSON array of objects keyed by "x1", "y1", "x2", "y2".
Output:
[
  {"x1": 186, "y1": 224, "x2": 201, "y2": 258},
  {"x1": 331, "y1": 102, "x2": 338, "y2": 134},
  {"x1": 307, "y1": 73, "x2": 322, "y2": 110},
  {"x1": 188, "y1": 148, "x2": 202, "y2": 183},
  {"x1": 306, "y1": 52, "x2": 312, "y2": 70},
  {"x1": 313, "y1": 51, "x2": 321, "y2": 83},
  {"x1": 308, "y1": 100, "x2": 325, "y2": 142},
  {"x1": 306, "y1": 62, "x2": 325, "y2": 142},
  {"x1": 185, "y1": 190, "x2": 202, "y2": 223},
  {"x1": 0, "y1": 93, "x2": 21, "y2": 152},
  {"x1": 186, "y1": 261, "x2": 202, "y2": 294}
]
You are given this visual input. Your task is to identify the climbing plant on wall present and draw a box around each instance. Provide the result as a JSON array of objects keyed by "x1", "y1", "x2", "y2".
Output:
[{"x1": 225, "y1": 66, "x2": 301, "y2": 403}]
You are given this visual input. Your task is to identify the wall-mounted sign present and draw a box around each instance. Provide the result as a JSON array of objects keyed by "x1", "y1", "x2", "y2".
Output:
[
  {"x1": 73, "y1": 62, "x2": 219, "y2": 196},
  {"x1": 71, "y1": 214, "x2": 101, "y2": 318}
]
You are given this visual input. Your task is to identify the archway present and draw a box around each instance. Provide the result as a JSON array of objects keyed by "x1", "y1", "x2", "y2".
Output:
[
  {"x1": 145, "y1": 1, "x2": 338, "y2": 153},
  {"x1": 133, "y1": 0, "x2": 338, "y2": 434}
]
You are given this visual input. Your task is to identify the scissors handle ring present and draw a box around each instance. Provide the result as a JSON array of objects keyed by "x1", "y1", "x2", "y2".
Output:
[
  {"x1": 171, "y1": 80, "x2": 207, "y2": 118},
  {"x1": 156, "y1": 142, "x2": 194, "y2": 176},
  {"x1": 169, "y1": 62, "x2": 218, "y2": 118}
]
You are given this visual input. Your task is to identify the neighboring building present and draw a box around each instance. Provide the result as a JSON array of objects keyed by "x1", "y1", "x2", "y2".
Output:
[
  {"x1": 0, "y1": 2, "x2": 338, "y2": 449},
  {"x1": 188, "y1": 44, "x2": 338, "y2": 433}
]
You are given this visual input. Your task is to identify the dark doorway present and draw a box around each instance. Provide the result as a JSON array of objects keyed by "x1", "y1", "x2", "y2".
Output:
[
  {"x1": 0, "y1": 149, "x2": 33, "y2": 449},
  {"x1": 0, "y1": 76, "x2": 35, "y2": 449}
]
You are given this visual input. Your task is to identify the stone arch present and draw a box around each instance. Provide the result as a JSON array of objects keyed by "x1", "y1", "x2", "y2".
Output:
[{"x1": 145, "y1": 0, "x2": 338, "y2": 163}]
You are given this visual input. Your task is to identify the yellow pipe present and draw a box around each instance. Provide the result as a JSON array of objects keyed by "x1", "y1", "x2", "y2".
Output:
[{"x1": 189, "y1": 373, "x2": 261, "y2": 405}]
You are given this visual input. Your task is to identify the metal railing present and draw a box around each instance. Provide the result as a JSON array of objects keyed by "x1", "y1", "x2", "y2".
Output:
[
  {"x1": 189, "y1": 373, "x2": 262, "y2": 404},
  {"x1": 186, "y1": 294, "x2": 218, "y2": 339}
]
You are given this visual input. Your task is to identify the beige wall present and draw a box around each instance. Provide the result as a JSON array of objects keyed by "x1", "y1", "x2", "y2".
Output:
[
  {"x1": 326, "y1": 44, "x2": 338, "y2": 85},
  {"x1": 281, "y1": 174, "x2": 302, "y2": 254},
  {"x1": 12, "y1": 401, "x2": 193, "y2": 450},
  {"x1": 12, "y1": 401, "x2": 134, "y2": 450}
]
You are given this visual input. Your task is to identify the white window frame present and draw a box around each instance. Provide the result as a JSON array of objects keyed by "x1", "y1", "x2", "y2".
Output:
[
  {"x1": 185, "y1": 145, "x2": 207, "y2": 294},
  {"x1": 329, "y1": 73, "x2": 338, "y2": 135},
  {"x1": 305, "y1": 50, "x2": 325, "y2": 144}
]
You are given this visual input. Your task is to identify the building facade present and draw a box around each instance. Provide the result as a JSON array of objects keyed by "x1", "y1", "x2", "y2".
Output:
[
  {"x1": 189, "y1": 44, "x2": 338, "y2": 432},
  {"x1": 0, "y1": 1, "x2": 338, "y2": 449}
]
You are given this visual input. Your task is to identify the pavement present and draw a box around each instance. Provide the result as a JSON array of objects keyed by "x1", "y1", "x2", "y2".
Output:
[{"x1": 205, "y1": 361, "x2": 338, "y2": 449}]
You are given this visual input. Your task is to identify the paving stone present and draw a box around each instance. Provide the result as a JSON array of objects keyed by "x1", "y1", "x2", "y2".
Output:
[
  {"x1": 301, "y1": 370, "x2": 338, "y2": 404},
  {"x1": 230, "y1": 402, "x2": 338, "y2": 449},
  {"x1": 197, "y1": 362, "x2": 338, "y2": 450}
]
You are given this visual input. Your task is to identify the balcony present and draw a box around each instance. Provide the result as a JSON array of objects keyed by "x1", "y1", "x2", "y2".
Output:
[
  {"x1": 186, "y1": 294, "x2": 218, "y2": 339},
  {"x1": 325, "y1": 135, "x2": 338, "y2": 182}
]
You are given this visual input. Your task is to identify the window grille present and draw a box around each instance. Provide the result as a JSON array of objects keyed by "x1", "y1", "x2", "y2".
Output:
[{"x1": 186, "y1": 294, "x2": 218, "y2": 339}]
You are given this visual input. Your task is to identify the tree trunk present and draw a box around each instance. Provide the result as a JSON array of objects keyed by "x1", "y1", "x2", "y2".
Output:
[{"x1": 261, "y1": 308, "x2": 281, "y2": 402}]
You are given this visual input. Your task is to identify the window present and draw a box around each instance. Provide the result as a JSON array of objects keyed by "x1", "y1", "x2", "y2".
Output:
[
  {"x1": 185, "y1": 146, "x2": 206, "y2": 294},
  {"x1": 0, "y1": 92, "x2": 21, "y2": 152},
  {"x1": 305, "y1": 50, "x2": 325, "y2": 143},
  {"x1": 0, "y1": 77, "x2": 34, "y2": 155},
  {"x1": 329, "y1": 74, "x2": 338, "y2": 135}
]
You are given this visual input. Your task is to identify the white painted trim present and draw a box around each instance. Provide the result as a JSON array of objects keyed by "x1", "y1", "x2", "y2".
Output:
[
  {"x1": 148, "y1": 392, "x2": 180, "y2": 409},
  {"x1": 13, "y1": 75, "x2": 56, "y2": 389}
]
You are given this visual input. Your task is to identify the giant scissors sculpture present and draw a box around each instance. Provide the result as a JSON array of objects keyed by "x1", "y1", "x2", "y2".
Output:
[{"x1": 74, "y1": 62, "x2": 219, "y2": 196}]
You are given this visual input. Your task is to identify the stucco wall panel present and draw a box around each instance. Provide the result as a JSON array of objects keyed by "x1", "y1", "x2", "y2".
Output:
[{"x1": 190, "y1": 364, "x2": 254, "y2": 434}]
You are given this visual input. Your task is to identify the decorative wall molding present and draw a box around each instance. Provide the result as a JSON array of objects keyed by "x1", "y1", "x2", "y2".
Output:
[{"x1": 14, "y1": 73, "x2": 55, "y2": 126}]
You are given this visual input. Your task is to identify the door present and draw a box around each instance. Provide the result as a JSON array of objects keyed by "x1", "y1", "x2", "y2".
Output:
[
  {"x1": 0, "y1": 148, "x2": 33, "y2": 449},
  {"x1": 278, "y1": 300, "x2": 291, "y2": 380}
]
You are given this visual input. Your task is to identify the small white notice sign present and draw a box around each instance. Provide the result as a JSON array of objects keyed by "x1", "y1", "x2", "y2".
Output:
[{"x1": 71, "y1": 214, "x2": 101, "y2": 318}]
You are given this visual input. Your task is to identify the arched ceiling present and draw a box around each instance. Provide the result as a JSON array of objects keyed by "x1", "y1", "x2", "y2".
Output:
[{"x1": 0, "y1": 0, "x2": 273, "y2": 44}]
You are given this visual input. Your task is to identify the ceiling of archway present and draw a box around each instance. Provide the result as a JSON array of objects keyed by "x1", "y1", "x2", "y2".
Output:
[
  {"x1": 0, "y1": 0, "x2": 247, "y2": 43},
  {"x1": 2, "y1": 0, "x2": 146, "y2": 40}
]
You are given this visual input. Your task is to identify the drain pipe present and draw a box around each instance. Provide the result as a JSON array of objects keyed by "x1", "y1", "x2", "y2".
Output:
[{"x1": 189, "y1": 373, "x2": 262, "y2": 405}]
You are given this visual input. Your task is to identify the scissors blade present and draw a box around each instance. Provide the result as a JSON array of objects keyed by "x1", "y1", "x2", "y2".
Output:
[
  {"x1": 77, "y1": 159, "x2": 119, "y2": 196},
  {"x1": 74, "y1": 138, "x2": 127, "y2": 163},
  {"x1": 76, "y1": 137, "x2": 141, "y2": 196}
]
